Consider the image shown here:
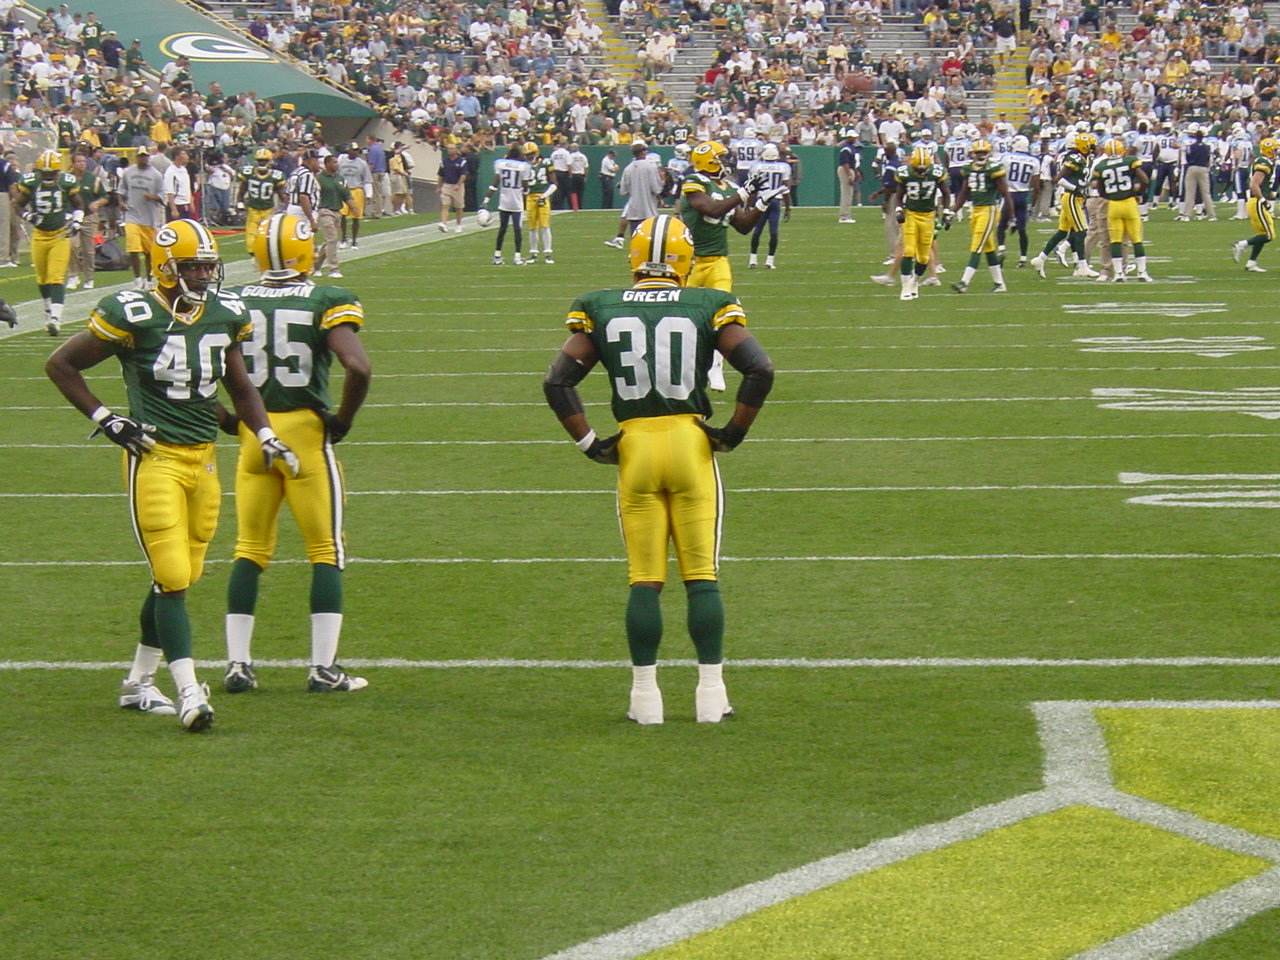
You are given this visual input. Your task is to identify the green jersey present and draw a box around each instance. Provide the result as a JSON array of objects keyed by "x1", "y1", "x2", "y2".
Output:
[
  {"x1": 1252, "y1": 155, "x2": 1277, "y2": 200},
  {"x1": 960, "y1": 160, "x2": 1005, "y2": 206},
  {"x1": 679, "y1": 171, "x2": 739, "y2": 257},
  {"x1": 1058, "y1": 149, "x2": 1091, "y2": 195},
  {"x1": 901, "y1": 163, "x2": 947, "y2": 213},
  {"x1": 1093, "y1": 155, "x2": 1143, "y2": 200},
  {"x1": 16, "y1": 172, "x2": 79, "y2": 231},
  {"x1": 235, "y1": 280, "x2": 364, "y2": 413},
  {"x1": 528, "y1": 158, "x2": 555, "y2": 197},
  {"x1": 87, "y1": 289, "x2": 252, "y2": 445},
  {"x1": 239, "y1": 165, "x2": 285, "y2": 210},
  {"x1": 566, "y1": 281, "x2": 746, "y2": 421}
]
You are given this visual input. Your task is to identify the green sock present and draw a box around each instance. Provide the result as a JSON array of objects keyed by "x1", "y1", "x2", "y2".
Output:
[
  {"x1": 1251, "y1": 237, "x2": 1268, "y2": 259},
  {"x1": 140, "y1": 589, "x2": 159, "y2": 647},
  {"x1": 1110, "y1": 242, "x2": 1122, "y2": 260},
  {"x1": 966, "y1": 251, "x2": 981, "y2": 269},
  {"x1": 915, "y1": 262, "x2": 927, "y2": 276},
  {"x1": 685, "y1": 580, "x2": 724, "y2": 665},
  {"x1": 902, "y1": 257, "x2": 915, "y2": 275},
  {"x1": 1043, "y1": 231, "x2": 1066, "y2": 254},
  {"x1": 153, "y1": 593, "x2": 193, "y2": 663},
  {"x1": 1133, "y1": 242, "x2": 1146, "y2": 258},
  {"x1": 625, "y1": 585, "x2": 662, "y2": 666},
  {"x1": 310, "y1": 562, "x2": 343, "y2": 614},
  {"x1": 49, "y1": 284, "x2": 65, "y2": 305},
  {"x1": 227, "y1": 557, "x2": 263, "y2": 615}
]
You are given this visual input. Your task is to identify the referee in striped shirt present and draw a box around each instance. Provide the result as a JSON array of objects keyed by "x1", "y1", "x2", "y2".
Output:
[{"x1": 286, "y1": 149, "x2": 322, "y2": 229}]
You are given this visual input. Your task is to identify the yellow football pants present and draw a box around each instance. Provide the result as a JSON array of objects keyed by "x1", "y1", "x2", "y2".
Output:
[
  {"x1": 688, "y1": 255, "x2": 733, "y2": 292},
  {"x1": 902, "y1": 210, "x2": 936, "y2": 263},
  {"x1": 1058, "y1": 193, "x2": 1087, "y2": 232},
  {"x1": 126, "y1": 441, "x2": 220, "y2": 593},
  {"x1": 617, "y1": 414, "x2": 722, "y2": 585},
  {"x1": 245, "y1": 207, "x2": 272, "y2": 250},
  {"x1": 1249, "y1": 197, "x2": 1275, "y2": 241},
  {"x1": 524, "y1": 195, "x2": 551, "y2": 229},
  {"x1": 968, "y1": 205, "x2": 999, "y2": 254},
  {"x1": 32, "y1": 228, "x2": 71, "y2": 285},
  {"x1": 233, "y1": 408, "x2": 347, "y2": 569},
  {"x1": 1108, "y1": 197, "x2": 1142, "y2": 244}
]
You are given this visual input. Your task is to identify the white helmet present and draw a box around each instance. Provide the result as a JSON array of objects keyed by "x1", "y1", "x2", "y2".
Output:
[
  {"x1": 1075, "y1": 120, "x2": 1091, "y2": 133},
  {"x1": 1011, "y1": 135, "x2": 1030, "y2": 153},
  {"x1": 1186, "y1": 122, "x2": 1201, "y2": 135},
  {"x1": 995, "y1": 122, "x2": 1014, "y2": 136},
  {"x1": 761, "y1": 143, "x2": 780, "y2": 161},
  {"x1": 674, "y1": 143, "x2": 690, "y2": 159}
]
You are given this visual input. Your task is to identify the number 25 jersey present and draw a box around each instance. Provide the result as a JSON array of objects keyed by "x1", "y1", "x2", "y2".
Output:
[
  {"x1": 566, "y1": 281, "x2": 746, "y2": 421},
  {"x1": 88, "y1": 289, "x2": 253, "y2": 445}
]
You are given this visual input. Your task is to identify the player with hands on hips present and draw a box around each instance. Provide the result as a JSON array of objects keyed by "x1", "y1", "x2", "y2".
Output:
[
  {"x1": 44, "y1": 218, "x2": 299, "y2": 733},
  {"x1": 544, "y1": 214, "x2": 774, "y2": 725}
]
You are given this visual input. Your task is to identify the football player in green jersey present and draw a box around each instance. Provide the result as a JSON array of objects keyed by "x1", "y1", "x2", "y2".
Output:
[
  {"x1": 45, "y1": 219, "x2": 300, "y2": 732},
  {"x1": 1031, "y1": 132, "x2": 1099, "y2": 279},
  {"x1": 894, "y1": 146, "x2": 951, "y2": 301},
  {"x1": 238, "y1": 148, "x2": 286, "y2": 254},
  {"x1": 949, "y1": 139, "x2": 1013, "y2": 293},
  {"x1": 1092, "y1": 139, "x2": 1152, "y2": 282},
  {"x1": 678, "y1": 140, "x2": 775, "y2": 390},
  {"x1": 13, "y1": 150, "x2": 83, "y2": 335},
  {"x1": 218, "y1": 213, "x2": 372, "y2": 695},
  {"x1": 543, "y1": 215, "x2": 775, "y2": 725},
  {"x1": 1232, "y1": 138, "x2": 1279, "y2": 272},
  {"x1": 523, "y1": 141, "x2": 558, "y2": 263}
]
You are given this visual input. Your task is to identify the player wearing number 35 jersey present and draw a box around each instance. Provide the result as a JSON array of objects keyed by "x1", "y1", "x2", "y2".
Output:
[
  {"x1": 543, "y1": 215, "x2": 775, "y2": 726},
  {"x1": 45, "y1": 218, "x2": 299, "y2": 733},
  {"x1": 219, "y1": 213, "x2": 372, "y2": 697}
]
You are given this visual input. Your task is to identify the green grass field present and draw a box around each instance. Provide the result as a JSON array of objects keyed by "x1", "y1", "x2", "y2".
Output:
[{"x1": 3, "y1": 207, "x2": 1280, "y2": 959}]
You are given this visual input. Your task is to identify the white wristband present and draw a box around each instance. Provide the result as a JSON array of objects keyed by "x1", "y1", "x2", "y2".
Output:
[
  {"x1": 754, "y1": 195, "x2": 769, "y2": 211},
  {"x1": 256, "y1": 426, "x2": 278, "y2": 443},
  {"x1": 574, "y1": 429, "x2": 597, "y2": 452},
  {"x1": 736, "y1": 186, "x2": 750, "y2": 204},
  {"x1": 90, "y1": 405, "x2": 111, "y2": 423}
]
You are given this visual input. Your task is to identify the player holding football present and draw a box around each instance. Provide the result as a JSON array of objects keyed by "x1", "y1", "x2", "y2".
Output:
[
  {"x1": 1092, "y1": 139, "x2": 1153, "y2": 282},
  {"x1": 543, "y1": 215, "x2": 775, "y2": 724},
  {"x1": 949, "y1": 139, "x2": 1013, "y2": 294},
  {"x1": 218, "y1": 213, "x2": 372, "y2": 695},
  {"x1": 678, "y1": 140, "x2": 777, "y2": 391},
  {"x1": 45, "y1": 219, "x2": 300, "y2": 732},
  {"x1": 894, "y1": 146, "x2": 951, "y2": 302},
  {"x1": 13, "y1": 149, "x2": 83, "y2": 335},
  {"x1": 1232, "y1": 137, "x2": 1279, "y2": 273}
]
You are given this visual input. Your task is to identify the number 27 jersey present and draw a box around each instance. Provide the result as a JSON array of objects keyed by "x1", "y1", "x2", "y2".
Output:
[{"x1": 566, "y1": 282, "x2": 746, "y2": 421}]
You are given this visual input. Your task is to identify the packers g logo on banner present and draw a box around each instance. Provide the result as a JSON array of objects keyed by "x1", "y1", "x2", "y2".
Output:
[{"x1": 160, "y1": 33, "x2": 275, "y2": 62}]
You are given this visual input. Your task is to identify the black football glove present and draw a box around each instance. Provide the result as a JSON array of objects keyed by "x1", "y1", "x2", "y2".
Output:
[
  {"x1": 746, "y1": 168, "x2": 770, "y2": 195},
  {"x1": 322, "y1": 412, "x2": 351, "y2": 443},
  {"x1": 582, "y1": 431, "x2": 622, "y2": 465},
  {"x1": 89, "y1": 413, "x2": 157, "y2": 456},
  {"x1": 0, "y1": 299, "x2": 16, "y2": 328},
  {"x1": 261, "y1": 435, "x2": 301, "y2": 476},
  {"x1": 696, "y1": 418, "x2": 746, "y2": 452}
]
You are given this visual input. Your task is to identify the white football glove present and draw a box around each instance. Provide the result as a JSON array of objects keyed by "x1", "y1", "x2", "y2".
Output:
[
  {"x1": 89, "y1": 409, "x2": 157, "y2": 456},
  {"x1": 258, "y1": 429, "x2": 300, "y2": 476}
]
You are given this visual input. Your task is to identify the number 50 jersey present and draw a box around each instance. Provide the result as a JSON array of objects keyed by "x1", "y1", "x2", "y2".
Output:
[
  {"x1": 235, "y1": 280, "x2": 365, "y2": 413},
  {"x1": 88, "y1": 289, "x2": 252, "y2": 444},
  {"x1": 565, "y1": 281, "x2": 746, "y2": 421}
]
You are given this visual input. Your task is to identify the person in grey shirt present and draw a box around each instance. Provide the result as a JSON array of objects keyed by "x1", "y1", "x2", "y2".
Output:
[
  {"x1": 116, "y1": 148, "x2": 166, "y2": 289},
  {"x1": 336, "y1": 142, "x2": 373, "y2": 248},
  {"x1": 605, "y1": 141, "x2": 667, "y2": 247}
]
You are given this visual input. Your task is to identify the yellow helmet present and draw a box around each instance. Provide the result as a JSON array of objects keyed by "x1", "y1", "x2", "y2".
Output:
[
  {"x1": 969, "y1": 139, "x2": 992, "y2": 159},
  {"x1": 690, "y1": 140, "x2": 728, "y2": 176},
  {"x1": 1261, "y1": 138, "x2": 1280, "y2": 160},
  {"x1": 1104, "y1": 138, "x2": 1126, "y2": 157},
  {"x1": 34, "y1": 149, "x2": 62, "y2": 177},
  {"x1": 254, "y1": 147, "x2": 273, "y2": 165},
  {"x1": 152, "y1": 219, "x2": 223, "y2": 302},
  {"x1": 522, "y1": 140, "x2": 540, "y2": 157},
  {"x1": 253, "y1": 213, "x2": 315, "y2": 281},
  {"x1": 909, "y1": 146, "x2": 934, "y2": 169},
  {"x1": 629, "y1": 215, "x2": 694, "y2": 284},
  {"x1": 1074, "y1": 132, "x2": 1097, "y2": 154}
]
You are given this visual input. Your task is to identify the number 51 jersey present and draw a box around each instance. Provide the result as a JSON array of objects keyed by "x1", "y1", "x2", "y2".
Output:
[
  {"x1": 565, "y1": 282, "x2": 746, "y2": 421},
  {"x1": 88, "y1": 289, "x2": 252, "y2": 444}
]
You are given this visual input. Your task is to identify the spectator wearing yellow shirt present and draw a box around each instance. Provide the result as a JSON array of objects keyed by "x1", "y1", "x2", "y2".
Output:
[
  {"x1": 149, "y1": 114, "x2": 172, "y2": 148},
  {"x1": 1164, "y1": 50, "x2": 1191, "y2": 84}
]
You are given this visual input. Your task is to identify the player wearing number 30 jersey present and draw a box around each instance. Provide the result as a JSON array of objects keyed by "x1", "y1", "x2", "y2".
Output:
[
  {"x1": 219, "y1": 213, "x2": 372, "y2": 697},
  {"x1": 45, "y1": 218, "x2": 298, "y2": 733},
  {"x1": 544, "y1": 215, "x2": 774, "y2": 726}
]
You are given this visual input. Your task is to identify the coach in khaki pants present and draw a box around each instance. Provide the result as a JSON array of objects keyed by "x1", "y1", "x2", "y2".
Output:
[
  {"x1": 68, "y1": 153, "x2": 109, "y2": 289},
  {"x1": 0, "y1": 153, "x2": 18, "y2": 266},
  {"x1": 314, "y1": 155, "x2": 351, "y2": 279}
]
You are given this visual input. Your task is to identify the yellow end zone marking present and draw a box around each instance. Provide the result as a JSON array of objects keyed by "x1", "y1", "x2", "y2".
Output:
[{"x1": 543, "y1": 701, "x2": 1280, "y2": 960}]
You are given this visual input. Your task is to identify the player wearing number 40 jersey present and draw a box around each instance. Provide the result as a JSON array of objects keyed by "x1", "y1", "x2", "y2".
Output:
[
  {"x1": 217, "y1": 213, "x2": 373, "y2": 696},
  {"x1": 45, "y1": 219, "x2": 300, "y2": 733},
  {"x1": 543, "y1": 215, "x2": 775, "y2": 725}
]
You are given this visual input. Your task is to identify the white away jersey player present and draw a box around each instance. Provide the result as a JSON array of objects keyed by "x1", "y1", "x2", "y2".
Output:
[
  {"x1": 944, "y1": 137, "x2": 970, "y2": 171},
  {"x1": 747, "y1": 159, "x2": 791, "y2": 193},
  {"x1": 493, "y1": 158, "x2": 533, "y2": 212},
  {"x1": 1003, "y1": 151, "x2": 1039, "y2": 194}
]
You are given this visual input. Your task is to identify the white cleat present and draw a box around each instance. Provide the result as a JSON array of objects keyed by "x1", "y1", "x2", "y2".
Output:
[
  {"x1": 1030, "y1": 254, "x2": 1047, "y2": 278},
  {"x1": 765, "y1": 258, "x2": 775, "y2": 269},
  {"x1": 65, "y1": 276, "x2": 80, "y2": 290},
  {"x1": 1136, "y1": 273, "x2": 1154, "y2": 282},
  {"x1": 543, "y1": 256, "x2": 554, "y2": 264},
  {"x1": 1094, "y1": 271, "x2": 1112, "y2": 282},
  {"x1": 991, "y1": 283, "x2": 1007, "y2": 293},
  {"x1": 748, "y1": 255, "x2": 758, "y2": 268},
  {"x1": 45, "y1": 318, "x2": 60, "y2": 336},
  {"x1": 604, "y1": 236, "x2": 625, "y2": 248},
  {"x1": 869, "y1": 274, "x2": 894, "y2": 286},
  {"x1": 1056, "y1": 246, "x2": 1071, "y2": 267},
  {"x1": 920, "y1": 277, "x2": 941, "y2": 287},
  {"x1": 627, "y1": 687, "x2": 663, "y2": 725},
  {"x1": 1112, "y1": 273, "x2": 1125, "y2": 282},
  {"x1": 514, "y1": 255, "x2": 526, "y2": 265},
  {"x1": 1232, "y1": 240, "x2": 1247, "y2": 263},
  {"x1": 899, "y1": 286, "x2": 914, "y2": 301},
  {"x1": 1073, "y1": 265, "x2": 1100, "y2": 278},
  {"x1": 328, "y1": 270, "x2": 343, "y2": 278},
  {"x1": 492, "y1": 255, "x2": 504, "y2": 265},
  {"x1": 1245, "y1": 262, "x2": 1267, "y2": 272},
  {"x1": 695, "y1": 682, "x2": 734, "y2": 723},
  {"x1": 83, "y1": 280, "x2": 94, "y2": 289},
  {"x1": 177, "y1": 682, "x2": 214, "y2": 732},
  {"x1": 119, "y1": 676, "x2": 178, "y2": 715}
]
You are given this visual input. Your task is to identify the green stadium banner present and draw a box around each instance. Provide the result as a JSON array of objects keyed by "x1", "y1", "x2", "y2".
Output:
[
  {"x1": 478, "y1": 144, "x2": 857, "y2": 210},
  {"x1": 65, "y1": 0, "x2": 375, "y2": 118}
]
